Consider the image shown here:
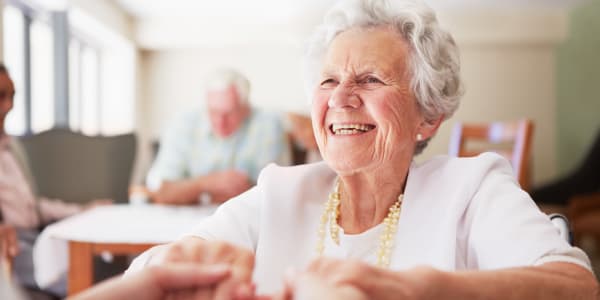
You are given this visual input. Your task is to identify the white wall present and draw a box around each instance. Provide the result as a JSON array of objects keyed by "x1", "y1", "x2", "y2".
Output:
[
  {"x1": 139, "y1": 10, "x2": 568, "y2": 186},
  {"x1": 0, "y1": 0, "x2": 4, "y2": 61},
  {"x1": 423, "y1": 45, "x2": 558, "y2": 185}
]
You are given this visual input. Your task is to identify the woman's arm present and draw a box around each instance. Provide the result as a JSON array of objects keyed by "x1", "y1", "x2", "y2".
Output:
[
  {"x1": 302, "y1": 258, "x2": 598, "y2": 300},
  {"x1": 436, "y1": 262, "x2": 598, "y2": 300}
]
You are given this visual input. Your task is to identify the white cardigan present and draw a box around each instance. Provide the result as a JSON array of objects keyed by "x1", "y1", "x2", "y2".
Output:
[{"x1": 130, "y1": 153, "x2": 591, "y2": 294}]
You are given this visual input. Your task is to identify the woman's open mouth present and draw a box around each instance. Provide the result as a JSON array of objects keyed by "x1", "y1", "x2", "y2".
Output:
[{"x1": 330, "y1": 123, "x2": 376, "y2": 135}]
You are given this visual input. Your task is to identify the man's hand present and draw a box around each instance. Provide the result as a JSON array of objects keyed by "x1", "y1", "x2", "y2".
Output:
[
  {"x1": 152, "y1": 170, "x2": 251, "y2": 205},
  {"x1": 83, "y1": 199, "x2": 113, "y2": 211},
  {"x1": 202, "y1": 170, "x2": 252, "y2": 203}
]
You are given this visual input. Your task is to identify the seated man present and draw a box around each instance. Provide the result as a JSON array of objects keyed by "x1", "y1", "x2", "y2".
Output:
[
  {"x1": 0, "y1": 63, "x2": 108, "y2": 298},
  {"x1": 147, "y1": 68, "x2": 290, "y2": 205}
]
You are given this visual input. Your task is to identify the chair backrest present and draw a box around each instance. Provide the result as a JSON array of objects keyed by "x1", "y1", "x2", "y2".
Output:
[
  {"x1": 19, "y1": 128, "x2": 136, "y2": 204},
  {"x1": 448, "y1": 119, "x2": 534, "y2": 191}
]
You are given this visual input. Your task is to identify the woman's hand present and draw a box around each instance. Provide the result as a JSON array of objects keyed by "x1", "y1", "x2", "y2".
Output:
[
  {"x1": 148, "y1": 237, "x2": 255, "y2": 299},
  {"x1": 286, "y1": 257, "x2": 443, "y2": 300},
  {"x1": 70, "y1": 264, "x2": 231, "y2": 300}
]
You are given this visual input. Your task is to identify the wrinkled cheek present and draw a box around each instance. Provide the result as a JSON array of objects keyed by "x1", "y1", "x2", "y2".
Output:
[{"x1": 311, "y1": 92, "x2": 330, "y2": 149}]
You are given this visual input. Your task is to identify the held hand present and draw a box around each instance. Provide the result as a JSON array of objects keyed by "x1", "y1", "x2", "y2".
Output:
[
  {"x1": 70, "y1": 264, "x2": 231, "y2": 300},
  {"x1": 299, "y1": 257, "x2": 443, "y2": 300},
  {"x1": 149, "y1": 237, "x2": 255, "y2": 299},
  {"x1": 0, "y1": 224, "x2": 19, "y2": 261},
  {"x1": 203, "y1": 171, "x2": 252, "y2": 203},
  {"x1": 271, "y1": 271, "x2": 368, "y2": 300}
]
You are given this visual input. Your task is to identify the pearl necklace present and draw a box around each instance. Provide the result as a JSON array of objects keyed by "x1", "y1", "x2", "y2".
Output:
[{"x1": 316, "y1": 179, "x2": 403, "y2": 268}]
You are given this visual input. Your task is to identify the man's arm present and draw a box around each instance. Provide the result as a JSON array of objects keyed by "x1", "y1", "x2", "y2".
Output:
[{"x1": 152, "y1": 170, "x2": 252, "y2": 205}]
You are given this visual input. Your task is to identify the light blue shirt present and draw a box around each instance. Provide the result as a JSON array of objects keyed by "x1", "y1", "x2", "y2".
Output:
[{"x1": 146, "y1": 108, "x2": 290, "y2": 190}]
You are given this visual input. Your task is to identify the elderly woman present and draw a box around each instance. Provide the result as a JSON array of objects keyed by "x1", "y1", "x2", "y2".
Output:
[{"x1": 128, "y1": 0, "x2": 598, "y2": 298}]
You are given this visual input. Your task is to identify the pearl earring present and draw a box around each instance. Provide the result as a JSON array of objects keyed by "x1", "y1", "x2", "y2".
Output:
[{"x1": 416, "y1": 133, "x2": 423, "y2": 141}]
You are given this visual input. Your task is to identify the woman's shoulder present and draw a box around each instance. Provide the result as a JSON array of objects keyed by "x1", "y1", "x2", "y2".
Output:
[
  {"x1": 255, "y1": 162, "x2": 336, "y2": 206},
  {"x1": 415, "y1": 152, "x2": 513, "y2": 177},
  {"x1": 408, "y1": 152, "x2": 517, "y2": 195},
  {"x1": 258, "y1": 161, "x2": 335, "y2": 185}
]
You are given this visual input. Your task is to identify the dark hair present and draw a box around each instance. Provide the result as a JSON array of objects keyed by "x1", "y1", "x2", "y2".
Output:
[{"x1": 0, "y1": 63, "x2": 7, "y2": 74}]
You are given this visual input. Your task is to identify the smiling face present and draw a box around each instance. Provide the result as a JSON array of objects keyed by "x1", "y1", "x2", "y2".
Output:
[{"x1": 312, "y1": 26, "x2": 428, "y2": 175}]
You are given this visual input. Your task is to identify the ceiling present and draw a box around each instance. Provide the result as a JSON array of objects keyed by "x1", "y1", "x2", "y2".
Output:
[
  {"x1": 114, "y1": 0, "x2": 588, "y2": 20},
  {"x1": 109, "y1": 0, "x2": 589, "y2": 49}
]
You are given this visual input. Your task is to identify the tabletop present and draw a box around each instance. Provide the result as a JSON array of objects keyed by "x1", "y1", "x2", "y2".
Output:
[{"x1": 32, "y1": 204, "x2": 218, "y2": 290}]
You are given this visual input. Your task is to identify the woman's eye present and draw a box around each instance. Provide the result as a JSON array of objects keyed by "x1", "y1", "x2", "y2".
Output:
[
  {"x1": 320, "y1": 78, "x2": 337, "y2": 87},
  {"x1": 364, "y1": 76, "x2": 383, "y2": 84}
]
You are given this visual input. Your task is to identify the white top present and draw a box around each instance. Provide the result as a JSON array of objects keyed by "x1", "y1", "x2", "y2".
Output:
[{"x1": 129, "y1": 153, "x2": 591, "y2": 294}]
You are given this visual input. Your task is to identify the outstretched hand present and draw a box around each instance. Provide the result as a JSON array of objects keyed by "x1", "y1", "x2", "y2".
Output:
[
  {"x1": 70, "y1": 264, "x2": 232, "y2": 300},
  {"x1": 148, "y1": 237, "x2": 255, "y2": 299}
]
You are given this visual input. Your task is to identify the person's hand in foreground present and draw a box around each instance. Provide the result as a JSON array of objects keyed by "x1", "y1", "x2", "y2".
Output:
[
  {"x1": 274, "y1": 257, "x2": 439, "y2": 300},
  {"x1": 69, "y1": 264, "x2": 231, "y2": 300},
  {"x1": 148, "y1": 237, "x2": 255, "y2": 299},
  {"x1": 0, "y1": 224, "x2": 19, "y2": 262},
  {"x1": 270, "y1": 269, "x2": 368, "y2": 300}
]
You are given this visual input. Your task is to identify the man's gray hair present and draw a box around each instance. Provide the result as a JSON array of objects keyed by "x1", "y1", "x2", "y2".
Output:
[
  {"x1": 304, "y1": 0, "x2": 464, "y2": 154},
  {"x1": 205, "y1": 68, "x2": 251, "y2": 105}
]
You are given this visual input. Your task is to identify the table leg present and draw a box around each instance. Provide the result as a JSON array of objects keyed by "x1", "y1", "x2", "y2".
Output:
[{"x1": 68, "y1": 241, "x2": 93, "y2": 296}]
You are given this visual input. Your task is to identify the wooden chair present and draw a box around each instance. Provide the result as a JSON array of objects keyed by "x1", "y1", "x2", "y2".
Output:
[
  {"x1": 567, "y1": 192, "x2": 600, "y2": 245},
  {"x1": 449, "y1": 119, "x2": 534, "y2": 191}
]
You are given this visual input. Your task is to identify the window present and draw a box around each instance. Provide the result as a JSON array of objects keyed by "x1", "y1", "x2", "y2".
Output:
[
  {"x1": 2, "y1": 1, "x2": 136, "y2": 136},
  {"x1": 2, "y1": 5, "x2": 26, "y2": 135},
  {"x1": 69, "y1": 7, "x2": 136, "y2": 136},
  {"x1": 29, "y1": 18, "x2": 54, "y2": 133},
  {"x1": 79, "y1": 46, "x2": 99, "y2": 135}
]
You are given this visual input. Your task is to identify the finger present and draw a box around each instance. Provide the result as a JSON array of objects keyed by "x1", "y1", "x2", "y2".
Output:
[
  {"x1": 232, "y1": 282, "x2": 255, "y2": 300},
  {"x1": 190, "y1": 287, "x2": 213, "y2": 300},
  {"x1": 213, "y1": 278, "x2": 245, "y2": 300},
  {"x1": 232, "y1": 248, "x2": 255, "y2": 281},
  {"x1": 154, "y1": 264, "x2": 231, "y2": 290}
]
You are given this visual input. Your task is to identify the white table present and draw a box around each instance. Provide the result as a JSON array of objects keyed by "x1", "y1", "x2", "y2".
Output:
[{"x1": 33, "y1": 204, "x2": 217, "y2": 295}]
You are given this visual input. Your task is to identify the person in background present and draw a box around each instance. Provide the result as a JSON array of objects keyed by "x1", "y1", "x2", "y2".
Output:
[
  {"x1": 0, "y1": 63, "x2": 110, "y2": 299},
  {"x1": 146, "y1": 68, "x2": 290, "y2": 205}
]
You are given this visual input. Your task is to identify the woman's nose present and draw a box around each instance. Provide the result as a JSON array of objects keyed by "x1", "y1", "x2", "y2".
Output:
[{"x1": 327, "y1": 82, "x2": 361, "y2": 109}]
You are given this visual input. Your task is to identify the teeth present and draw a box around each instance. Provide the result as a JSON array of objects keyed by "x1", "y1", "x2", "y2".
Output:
[{"x1": 331, "y1": 123, "x2": 375, "y2": 135}]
